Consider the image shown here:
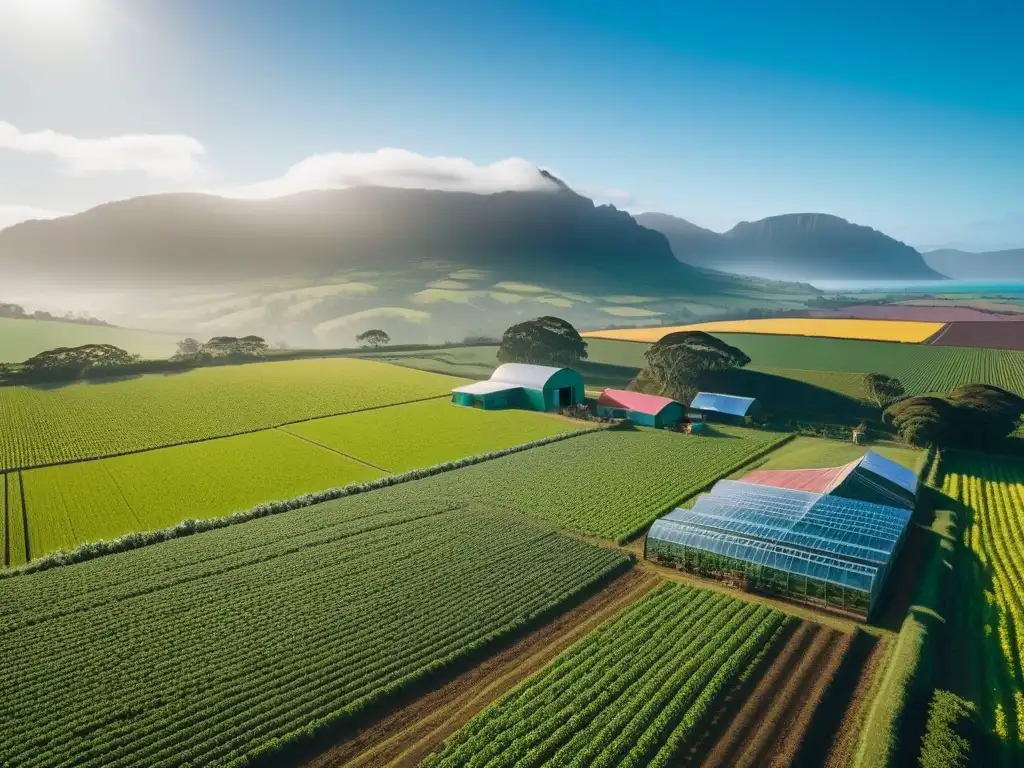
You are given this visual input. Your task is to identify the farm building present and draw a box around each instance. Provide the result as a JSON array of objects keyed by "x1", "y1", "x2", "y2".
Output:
[
  {"x1": 451, "y1": 363, "x2": 584, "y2": 412},
  {"x1": 595, "y1": 389, "x2": 684, "y2": 428},
  {"x1": 689, "y1": 392, "x2": 762, "y2": 425},
  {"x1": 743, "y1": 450, "x2": 918, "y2": 510},
  {"x1": 646, "y1": 479, "x2": 914, "y2": 618}
]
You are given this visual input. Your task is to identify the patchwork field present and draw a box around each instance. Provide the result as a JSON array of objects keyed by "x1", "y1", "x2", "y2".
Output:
[
  {"x1": 0, "y1": 491, "x2": 629, "y2": 768},
  {"x1": 356, "y1": 345, "x2": 500, "y2": 379},
  {"x1": 282, "y1": 398, "x2": 585, "y2": 473},
  {"x1": 0, "y1": 316, "x2": 181, "y2": 362},
  {"x1": 0, "y1": 358, "x2": 460, "y2": 471},
  {"x1": 929, "y1": 321, "x2": 1024, "y2": 350},
  {"x1": 8, "y1": 397, "x2": 587, "y2": 562},
  {"x1": 939, "y1": 454, "x2": 1024, "y2": 766},
  {"x1": 809, "y1": 305, "x2": 1024, "y2": 322},
  {"x1": 585, "y1": 336, "x2": 1024, "y2": 398},
  {"x1": 743, "y1": 436, "x2": 922, "y2": 474},
  {"x1": 424, "y1": 582, "x2": 862, "y2": 768},
  {"x1": 430, "y1": 425, "x2": 790, "y2": 542},
  {"x1": 583, "y1": 318, "x2": 946, "y2": 343}
]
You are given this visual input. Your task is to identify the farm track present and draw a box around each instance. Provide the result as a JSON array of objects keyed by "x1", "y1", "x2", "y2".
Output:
[
  {"x1": 693, "y1": 624, "x2": 852, "y2": 768},
  {"x1": 296, "y1": 568, "x2": 661, "y2": 768}
]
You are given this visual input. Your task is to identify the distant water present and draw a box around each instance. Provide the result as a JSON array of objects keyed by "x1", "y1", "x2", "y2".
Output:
[{"x1": 810, "y1": 279, "x2": 1024, "y2": 295}]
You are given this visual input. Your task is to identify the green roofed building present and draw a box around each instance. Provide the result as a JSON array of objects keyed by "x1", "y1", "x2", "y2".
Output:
[{"x1": 451, "y1": 363, "x2": 584, "y2": 412}]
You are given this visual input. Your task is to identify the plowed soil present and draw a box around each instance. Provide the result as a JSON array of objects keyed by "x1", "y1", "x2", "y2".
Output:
[
  {"x1": 686, "y1": 622, "x2": 859, "y2": 768},
  {"x1": 296, "y1": 567, "x2": 660, "y2": 768},
  {"x1": 928, "y1": 320, "x2": 1024, "y2": 350}
]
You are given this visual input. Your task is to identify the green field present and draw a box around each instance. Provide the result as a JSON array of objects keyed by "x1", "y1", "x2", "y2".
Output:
[
  {"x1": 356, "y1": 345, "x2": 500, "y2": 379},
  {"x1": 0, "y1": 358, "x2": 460, "y2": 471},
  {"x1": 742, "y1": 436, "x2": 922, "y2": 473},
  {"x1": 3, "y1": 473, "x2": 28, "y2": 568},
  {"x1": 21, "y1": 430, "x2": 383, "y2": 558},
  {"x1": 0, "y1": 488, "x2": 628, "y2": 768},
  {"x1": 427, "y1": 425, "x2": 789, "y2": 542},
  {"x1": 585, "y1": 336, "x2": 1024, "y2": 398},
  {"x1": 0, "y1": 317, "x2": 181, "y2": 363},
  {"x1": 283, "y1": 398, "x2": 586, "y2": 473},
  {"x1": 425, "y1": 583, "x2": 791, "y2": 768}
]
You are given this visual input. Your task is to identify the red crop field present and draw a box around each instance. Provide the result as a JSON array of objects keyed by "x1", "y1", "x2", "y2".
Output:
[{"x1": 928, "y1": 321, "x2": 1024, "y2": 350}]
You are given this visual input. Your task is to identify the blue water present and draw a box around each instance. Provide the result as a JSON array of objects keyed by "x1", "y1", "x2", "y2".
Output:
[{"x1": 811, "y1": 279, "x2": 1024, "y2": 295}]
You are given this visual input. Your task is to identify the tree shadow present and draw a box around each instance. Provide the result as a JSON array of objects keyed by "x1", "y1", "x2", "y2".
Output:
[{"x1": 575, "y1": 360, "x2": 639, "y2": 390}]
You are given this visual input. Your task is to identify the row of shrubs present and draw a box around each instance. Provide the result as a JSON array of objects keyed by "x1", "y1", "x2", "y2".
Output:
[
  {"x1": 0, "y1": 424, "x2": 605, "y2": 579},
  {"x1": 853, "y1": 448, "x2": 955, "y2": 768}
]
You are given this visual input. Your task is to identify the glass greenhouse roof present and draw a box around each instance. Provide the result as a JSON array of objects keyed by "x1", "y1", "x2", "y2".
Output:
[
  {"x1": 859, "y1": 451, "x2": 918, "y2": 494},
  {"x1": 649, "y1": 479, "x2": 913, "y2": 598}
]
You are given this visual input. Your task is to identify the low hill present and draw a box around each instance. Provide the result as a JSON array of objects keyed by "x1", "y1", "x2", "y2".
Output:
[
  {"x1": 922, "y1": 248, "x2": 1024, "y2": 280},
  {"x1": 0, "y1": 180, "x2": 818, "y2": 347},
  {"x1": 636, "y1": 212, "x2": 947, "y2": 282}
]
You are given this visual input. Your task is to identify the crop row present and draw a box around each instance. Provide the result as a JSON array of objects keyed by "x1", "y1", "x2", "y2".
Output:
[
  {"x1": 0, "y1": 357, "x2": 457, "y2": 471},
  {"x1": 942, "y1": 456, "x2": 1024, "y2": 766},
  {"x1": 424, "y1": 426, "x2": 790, "y2": 542},
  {"x1": 424, "y1": 582, "x2": 792, "y2": 767},
  {"x1": 0, "y1": 487, "x2": 629, "y2": 768}
]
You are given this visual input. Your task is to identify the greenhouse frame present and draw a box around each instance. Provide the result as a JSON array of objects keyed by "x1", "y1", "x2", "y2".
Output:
[{"x1": 645, "y1": 480, "x2": 914, "y2": 618}]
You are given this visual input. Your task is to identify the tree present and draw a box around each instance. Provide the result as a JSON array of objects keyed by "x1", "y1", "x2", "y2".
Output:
[
  {"x1": 19, "y1": 344, "x2": 139, "y2": 380},
  {"x1": 634, "y1": 331, "x2": 750, "y2": 402},
  {"x1": 883, "y1": 396, "x2": 956, "y2": 447},
  {"x1": 496, "y1": 316, "x2": 588, "y2": 366},
  {"x1": 946, "y1": 384, "x2": 1024, "y2": 448},
  {"x1": 202, "y1": 336, "x2": 267, "y2": 357},
  {"x1": 355, "y1": 329, "x2": 391, "y2": 348},
  {"x1": 175, "y1": 337, "x2": 203, "y2": 358},
  {"x1": 863, "y1": 373, "x2": 905, "y2": 408}
]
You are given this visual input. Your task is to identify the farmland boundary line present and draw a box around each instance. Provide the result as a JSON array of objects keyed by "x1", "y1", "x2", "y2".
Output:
[
  {"x1": 0, "y1": 424, "x2": 607, "y2": 578},
  {"x1": 1, "y1": 393, "x2": 452, "y2": 475},
  {"x1": 923, "y1": 323, "x2": 952, "y2": 345},
  {"x1": 18, "y1": 471, "x2": 29, "y2": 563},
  {"x1": 276, "y1": 428, "x2": 392, "y2": 474}
]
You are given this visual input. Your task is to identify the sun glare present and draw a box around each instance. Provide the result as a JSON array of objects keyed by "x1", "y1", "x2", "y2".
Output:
[{"x1": 1, "y1": 0, "x2": 96, "y2": 34}]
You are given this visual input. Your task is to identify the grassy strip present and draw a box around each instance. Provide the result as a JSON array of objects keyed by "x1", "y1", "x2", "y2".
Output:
[
  {"x1": 853, "y1": 500, "x2": 957, "y2": 767},
  {"x1": 0, "y1": 424, "x2": 604, "y2": 578}
]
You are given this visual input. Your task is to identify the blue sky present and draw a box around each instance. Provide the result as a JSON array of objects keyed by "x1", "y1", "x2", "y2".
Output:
[{"x1": 0, "y1": 0, "x2": 1021, "y2": 249}]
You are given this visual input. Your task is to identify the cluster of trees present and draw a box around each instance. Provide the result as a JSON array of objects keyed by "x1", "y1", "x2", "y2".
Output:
[
  {"x1": 16, "y1": 344, "x2": 140, "y2": 381},
  {"x1": 0, "y1": 302, "x2": 111, "y2": 326},
  {"x1": 497, "y1": 316, "x2": 588, "y2": 366},
  {"x1": 633, "y1": 331, "x2": 751, "y2": 403},
  {"x1": 355, "y1": 329, "x2": 391, "y2": 348},
  {"x1": 884, "y1": 384, "x2": 1024, "y2": 448},
  {"x1": 175, "y1": 335, "x2": 268, "y2": 359}
]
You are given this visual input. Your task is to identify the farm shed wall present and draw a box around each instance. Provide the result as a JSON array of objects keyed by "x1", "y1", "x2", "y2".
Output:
[
  {"x1": 595, "y1": 389, "x2": 684, "y2": 428},
  {"x1": 451, "y1": 364, "x2": 583, "y2": 412}
]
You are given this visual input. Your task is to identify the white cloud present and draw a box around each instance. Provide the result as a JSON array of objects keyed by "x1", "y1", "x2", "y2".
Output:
[
  {"x1": 0, "y1": 120, "x2": 205, "y2": 180},
  {"x1": 261, "y1": 282, "x2": 378, "y2": 303},
  {"x1": 313, "y1": 307, "x2": 431, "y2": 338},
  {"x1": 579, "y1": 186, "x2": 635, "y2": 209},
  {"x1": 216, "y1": 149, "x2": 560, "y2": 200},
  {"x1": 282, "y1": 298, "x2": 326, "y2": 318}
]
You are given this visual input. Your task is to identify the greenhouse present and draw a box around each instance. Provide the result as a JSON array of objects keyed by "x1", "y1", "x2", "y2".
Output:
[{"x1": 645, "y1": 480, "x2": 914, "y2": 618}]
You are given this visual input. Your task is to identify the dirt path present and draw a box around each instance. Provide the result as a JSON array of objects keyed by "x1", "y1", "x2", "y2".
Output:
[
  {"x1": 297, "y1": 567, "x2": 660, "y2": 768},
  {"x1": 693, "y1": 623, "x2": 853, "y2": 768}
]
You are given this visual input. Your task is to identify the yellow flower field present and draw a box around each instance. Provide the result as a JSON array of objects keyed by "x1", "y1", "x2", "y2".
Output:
[{"x1": 582, "y1": 318, "x2": 945, "y2": 343}]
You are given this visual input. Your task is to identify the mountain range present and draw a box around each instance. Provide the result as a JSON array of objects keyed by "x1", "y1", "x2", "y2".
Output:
[
  {"x1": 921, "y1": 248, "x2": 1024, "y2": 281},
  {"x1": 635, "y1": 212, "x2": 946, "y2": 281}
]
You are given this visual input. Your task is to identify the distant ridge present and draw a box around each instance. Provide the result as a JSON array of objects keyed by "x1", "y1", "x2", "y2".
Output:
[
  {"x1": 635, "y1": 212, "x2": 947, "y2": 281},
  {"x1": 922, "y1": 248, "x2": 1024, "y2": 281}
]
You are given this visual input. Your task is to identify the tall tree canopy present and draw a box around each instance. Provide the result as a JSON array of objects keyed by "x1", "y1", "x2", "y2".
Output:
[
  {"x1": 863, "y1": 373, "x2": 905, "y2": 408},
  {"x1": 356, "y1": 329, "x2": 391, "y2": 348},
  {"x1": 634, "y1": 331, "x2": 750, "y2": 402},
  {"x1": 20, "y1": 344, "x2": 138, "y2": 380},
  {"x1": 884, "y1": 385, "x2": 1024, "y2": 448},
  {"x1": 497, "y1": 316, "x2": 588, "y2": 366},
  {"x1": 202, "y1": 335, "x2": 267, "y2": 357}
]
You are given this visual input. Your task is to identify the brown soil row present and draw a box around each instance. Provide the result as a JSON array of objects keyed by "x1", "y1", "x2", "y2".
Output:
[
  {"x1": 693, "y1": 623, "x2": 852, "y2": 768},
  {"x1": 297, "y1": 567, "x2": 660, "y2": 768}
]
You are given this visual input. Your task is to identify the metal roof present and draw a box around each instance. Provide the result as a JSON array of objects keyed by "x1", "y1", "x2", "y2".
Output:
[
  {"x1": 451, "y1": 381, "x2": 523, "y2": 396},
  {"x1": 859, "y1": 450, "x2": 919, "y2": 494},
  {"x1": 742, "y1": 460, "x2": 860, "y2": 494},
  {"x1": 689, "y1": 392, "x2": 758, "y2": 417},
  {"x1": 490, "y1": 363, "x2": 573, "y2": 390},
  {"x1": 597, "y1": 389, "x2": 680, "y2": 416}
]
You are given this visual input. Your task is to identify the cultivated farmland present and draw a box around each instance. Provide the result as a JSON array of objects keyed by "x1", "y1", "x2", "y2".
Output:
[
  {"x1": 433, "y1": 426, "x2": 790, "y2": 542},
  {"x1": 20, "y1": 430, "x2": 383, "y2": 558},
  {"x1": 585, "y1": 336, "x2": 1024, "y2": 398},
  {"x1": 424, "y1": 583, "x2": 794, "y2": 768},
  {"x1": 0, "y1": 492, "x2": 629, "y2": 768},
  {"x1": 0, "y1": 358, "x2": 459, "y2": 471},
  {"x1": 583, "y1": 318, "x2": 945, "y2": 343},
  {"x1": 282, "y1": 398, "x2": 586, "y2": 473},
  {"x1": 929, "y1": 321, "x2": 1024, "y2": 351},
  {"x1": 939, "y1": 455, "x2": 1024, "y2": 766},
  {"x1": 0, "y1": 316, "x2": 181, "y2": 362}
]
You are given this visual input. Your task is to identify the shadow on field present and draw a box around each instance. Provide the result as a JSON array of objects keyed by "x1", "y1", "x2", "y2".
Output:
[{"x1": 575, "y1": 360, "x2": 640, "y2": 390}]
